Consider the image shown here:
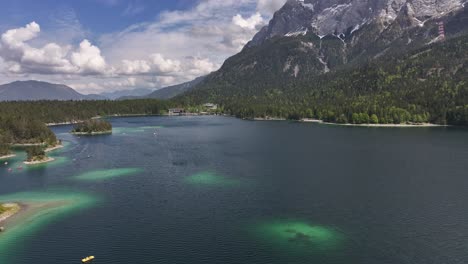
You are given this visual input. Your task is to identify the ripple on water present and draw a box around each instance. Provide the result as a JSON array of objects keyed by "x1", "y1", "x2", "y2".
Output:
[
  {"x1": 0, "y1": 191, "x2": 98, "y2": 263},
  {"x1": 250, "y1": 220, "x2": 346, "y2": 256},
  {"x1": 184, "y1": 171, "x2": 243, "y2": 187},
  {"x1": 73, "y1": 168, "x2": 144, "y2": 181}
]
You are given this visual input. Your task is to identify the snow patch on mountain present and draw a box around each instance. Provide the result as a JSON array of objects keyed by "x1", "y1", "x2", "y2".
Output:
[
  {"x1": 298, "y1": 0, "x2": 314, "y2": 11},
  {"x1": 247, "y1": 0, "x2": 464, "y2": 47},
  {"x1": 285, "y1": 28, "x2": 308, "y2": 37}
]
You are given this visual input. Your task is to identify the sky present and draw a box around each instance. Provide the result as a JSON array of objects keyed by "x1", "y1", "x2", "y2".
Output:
[{"x1": 0, "y1": 0, "x2": 287, "y2": 94}]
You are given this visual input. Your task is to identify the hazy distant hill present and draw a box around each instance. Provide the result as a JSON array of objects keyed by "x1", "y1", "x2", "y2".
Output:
[
  {"x1": 0, "y1": 80, "x2": 101, "y2": 101},
  {"x1": 119, "y1": 76, "x2": 205, "y2": 100},
  {"x1": 100, "y1": 88, "x2": 154, "y2": 100}
]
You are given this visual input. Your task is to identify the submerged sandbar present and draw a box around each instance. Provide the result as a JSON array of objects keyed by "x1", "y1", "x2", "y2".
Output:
[
  {"x1": 0, "y1": 191, "x2": 97, "y2": 263},
  {"x1": 74, "y1": 168, "x2": 144, "y2": 181},
  {"x1": 184, "y1": 171, "x2": 242, "y2": 187},
  {"x1": 0, "y1": 203, "x2": 21, "y2": 225},
  {"x1": 250, "y1": 220, "x2": 345, "y2": 255}
]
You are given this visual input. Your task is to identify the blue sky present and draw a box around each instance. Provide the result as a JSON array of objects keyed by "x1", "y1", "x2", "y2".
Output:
[
  {"x1": 0, "y1": 0, "x2": 287, "y2": 93},
  {"x1": 0, "y1": 0, "x2": 195, "y2": 41}
]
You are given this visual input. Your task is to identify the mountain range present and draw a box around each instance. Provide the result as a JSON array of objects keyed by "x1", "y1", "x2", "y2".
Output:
[
  {"x1": 177, "y1": 0, "x2": 468, "y2": 124},
  {"x1": 1, "y1": 0, "x2": 467, "y2": 125},
  {"x1": 0, "y1": 79, "x2": 201, "y2": 101}
]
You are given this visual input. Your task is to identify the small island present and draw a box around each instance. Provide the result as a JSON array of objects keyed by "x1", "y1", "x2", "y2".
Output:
[
  {"x1": 71, "y1": 119, "x2": 112, "y2": 135},
  {"x1": 24, "y1": 146, "x2": 54, "y2": 165}
]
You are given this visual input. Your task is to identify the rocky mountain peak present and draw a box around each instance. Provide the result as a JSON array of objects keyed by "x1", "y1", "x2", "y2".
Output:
[{"x1": 247, "y1": 0, "x2": 464, "y2": 47}]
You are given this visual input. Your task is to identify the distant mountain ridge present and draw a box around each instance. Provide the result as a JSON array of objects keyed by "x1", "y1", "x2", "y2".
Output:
[
  {"x1": 100, "y1": 88, "x2": 154, "y2": 100},
  {"x1": 0, "y1": 80, "x2": 101, "y2": 101},
  {"x1": 119, "y1": 76, "x2": 205, "y2": 100}
]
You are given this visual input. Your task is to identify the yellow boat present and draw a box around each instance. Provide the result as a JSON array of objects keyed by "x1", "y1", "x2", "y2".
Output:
[{"x1": 82, "y1": 256, "x2": 95, "y2": 263}]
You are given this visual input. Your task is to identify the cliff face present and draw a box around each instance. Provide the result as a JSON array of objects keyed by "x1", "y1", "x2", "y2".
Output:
[{"x1": 248, "y1": 0, "x2": 464, "y2": 47}]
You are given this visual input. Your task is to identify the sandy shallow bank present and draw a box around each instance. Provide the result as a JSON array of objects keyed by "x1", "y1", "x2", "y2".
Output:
[
  {"x1": 0, "y1": 203, "x2": 21, "y2": 225},
  {"x1": 322, "y1": 122, "x2": 445, "y2": 127},
  {"x1": 0, "y1": 154, "x2": 16, "y2": 160},
  {"x1": 24, "y1": 157, "x2": 55, "y2": 165},
  {"x1": 71, "y1": 130, "x2": 112, "y2": 135},
  {"x1": 44, "y1": 144, "x2": 64, "y2": 152},
  {"x1": 252, "y1": 117, "x2": 287, "y2": 121},
  {"x1": 300, "y1": 119, "x2": 445, "y2": 127},
  {"x1": 46, "y1": 121, "x2": 82, "y2": 127}
]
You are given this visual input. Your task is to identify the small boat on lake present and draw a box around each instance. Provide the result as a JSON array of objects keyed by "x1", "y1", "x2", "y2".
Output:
[{"x1": 81, "y1": 256, "x2": 95, "y2": 263}]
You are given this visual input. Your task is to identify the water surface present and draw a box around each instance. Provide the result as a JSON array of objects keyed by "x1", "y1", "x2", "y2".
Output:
[{"x1": 1, "y1": 116, "x2": 468, "y2": 264}]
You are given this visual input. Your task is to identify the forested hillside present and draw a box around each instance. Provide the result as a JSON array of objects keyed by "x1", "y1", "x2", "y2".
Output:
[
  {"x1": 177, "y1": 33, "x2": 467, "y2": 124},
  {"x1": 0, "y1": 99, "x2": 174, "y2": 154},
  {"x1": 175, "y1": 5, "x2": 468, "y2": 125},
  {"x1": 0, "y1": 99, "x2": 173, "y2": 124}
]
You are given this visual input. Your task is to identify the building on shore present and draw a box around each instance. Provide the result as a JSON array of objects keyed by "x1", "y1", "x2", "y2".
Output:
[
  {"x1": 203, "y1": 103, "x2": 218, "y2": 111},
  {"x1": 168, "y1": 108, "x2": 185, "y2": 115}
]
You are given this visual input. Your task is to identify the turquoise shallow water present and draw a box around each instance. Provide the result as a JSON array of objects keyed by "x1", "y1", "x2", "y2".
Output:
[
  {"x1": 1, "y1": 116, "x2": 468, "y2": 264},
  {"x1": 74, "y1": 168, "x2": 144, "y2": 181},
  {"x1": 0, "y1": 190, "x2": 98, "y2": 263}
]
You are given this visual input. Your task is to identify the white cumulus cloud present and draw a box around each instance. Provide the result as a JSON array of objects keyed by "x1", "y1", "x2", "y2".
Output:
[
  {"x1": 71, "y1": 40, "x2": 107, "y2": 74},
  {"x1": 257, "y1": 0, "x2": 287, "y2": 15},
  {"x1": 0, "y1": 0, "x2": 289, "y2": 93},
  {"x1": 233, "y1": 12, "x2": 264, "y2": 30}
]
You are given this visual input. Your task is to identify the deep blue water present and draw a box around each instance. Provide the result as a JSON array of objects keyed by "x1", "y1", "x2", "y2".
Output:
[{"x1": 1, "y1": 116, "x2": 468, "y2": 264}]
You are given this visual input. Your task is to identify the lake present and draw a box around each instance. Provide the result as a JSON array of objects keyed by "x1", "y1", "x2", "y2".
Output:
[{"x1": 1, "y1": 116, "x2": 468, "y2": 264}]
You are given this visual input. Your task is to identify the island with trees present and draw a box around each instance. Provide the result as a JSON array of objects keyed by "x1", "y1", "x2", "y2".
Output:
[
  {"x1": 71, "y1": 119, "x2": 113, "y2": 135},
  {"x1": 24, "y1": 146, "x2": 54, "y2": 165},
  {"x1": 0, "y1": 116, "x2": 62, "y2": 162}
]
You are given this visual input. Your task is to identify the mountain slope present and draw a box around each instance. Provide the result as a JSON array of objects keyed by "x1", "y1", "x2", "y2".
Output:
[
  {"x1": 178, "y1": 1, "x2": 468, "y2": 125},
  {"x1": 0, "y1": 80, "x2": 92, "y2": 101},
  {"x1": 146, "y1": 76, "x2": 205, "y2": 99}
]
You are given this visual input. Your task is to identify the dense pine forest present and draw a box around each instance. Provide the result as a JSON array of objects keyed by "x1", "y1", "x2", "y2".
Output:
[
  {"x1": 0, "y1": 99, "x2": 172, "y2": 124},
  {"x1": 176, "y1": 34, "x2": 468, "y2": 125},
  {"x1": 0, "y1": 100, "x2": 173, "y2": 155},
  {"x1": 0, "y1": 117, "x2": 57, "y2": 156},
  {"x1": 71, "y1": 119, "x2": 113, "y2": 134}
]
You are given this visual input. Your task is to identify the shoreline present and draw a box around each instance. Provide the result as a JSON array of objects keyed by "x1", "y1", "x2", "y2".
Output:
[
  {"x1": 11, "y1": 143, "x2": 45, "y2": 147},
  {"x1": 24, "y1": 157, "x2": 55, "y2": 165},
  {"x1": 0, "y1": 199, "x2": 68, "y2": 232},
  {"x1": 0, "y1": 154, "x2": 16, "y2": 160},
  {"x1": 11, "y1": 142, "x2": 63, "y2": 151},
  {"x1": 46, "y1": 120, "x2": 83, "y2": 127},
  {"x1": 300, "y1": 119, "x2": 446, "y2": 127},
  {"x1": 0, "y1": 203, "x2": 21, "y2": 226},
  {"x1": 40, "y1": 114, "x2": 451, "y2": 129},
  {"x1": 44, "y1": 144, "x2": 64, "y2": 152},
  {"x1": 251, "y1": 117, "x2": 287, "y2": 121},
  {"x1": 71, "y1": 130, "x2": 112, "y2": 135}
]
